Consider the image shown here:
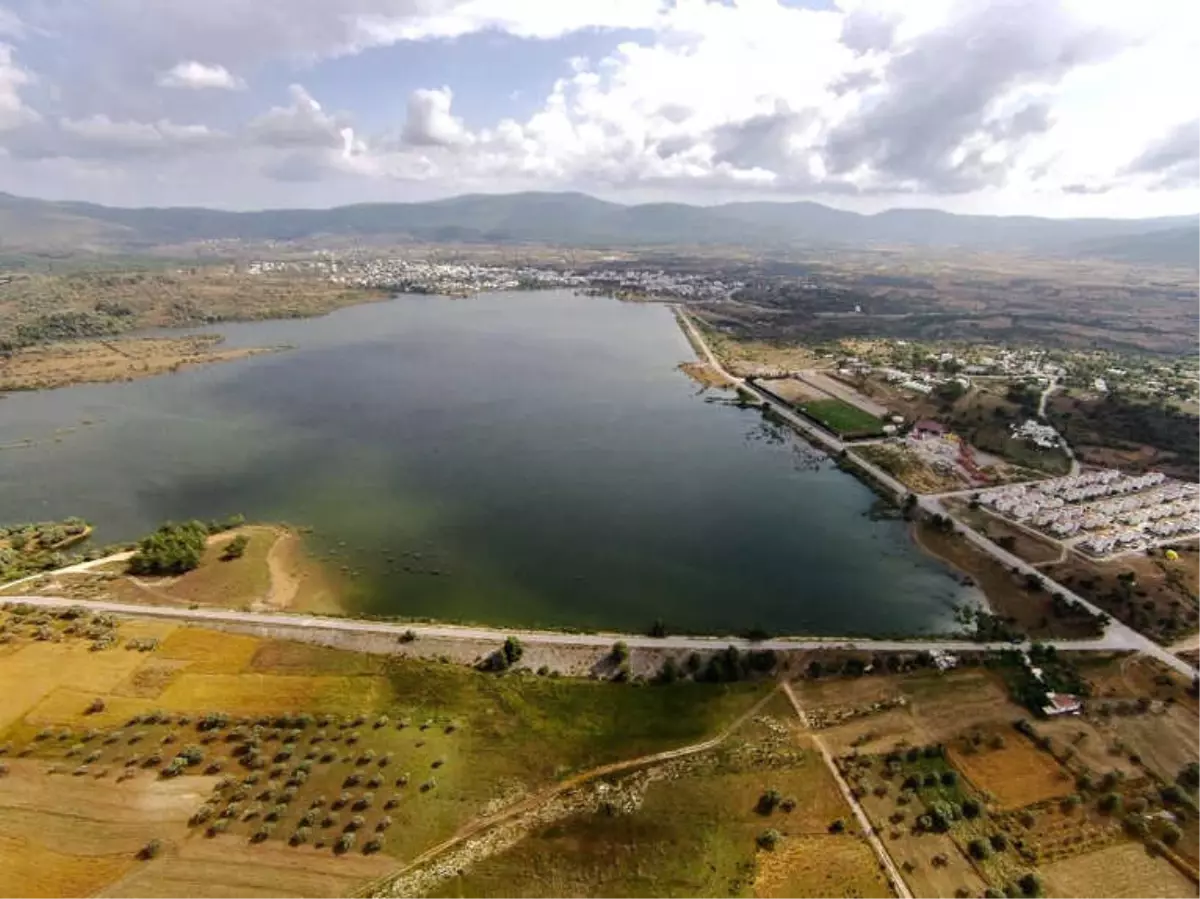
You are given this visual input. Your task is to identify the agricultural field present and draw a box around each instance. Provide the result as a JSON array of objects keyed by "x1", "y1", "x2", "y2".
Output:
[
  {"x1": 805, "y1": 660, "x2": 1198, "y2": 899},
  {"x1": 797, "y1": 398, "x2": 884, "y2": 438},
  {"x1": 947, "y1": 729, "x2": 1072, "y2": 810},
  {"x1": 0, "y1": 604, "x2": 771, "y2": 898},
  {"x1": 1042, "y1": 841, "x2": 1198, "y2": 898},
  {"x1": 0, "y1": 595, "x2": 1195, "y2": 898}
]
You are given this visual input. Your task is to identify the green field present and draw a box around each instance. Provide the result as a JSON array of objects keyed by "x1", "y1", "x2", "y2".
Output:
[{"x1": 797, "y1": 398, "x2": 884, "y2": 437}]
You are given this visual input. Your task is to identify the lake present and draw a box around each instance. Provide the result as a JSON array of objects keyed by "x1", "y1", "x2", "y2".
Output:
[{"x1": 0, "y1": 290, "x2": 982, "y2": 635}]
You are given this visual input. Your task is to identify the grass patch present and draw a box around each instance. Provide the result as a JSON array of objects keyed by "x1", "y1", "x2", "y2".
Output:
[
  {"x1": 381, "y1": 658, "x2": 769, "y2": 780},
  {"x1": 432, "y1": 708, "x2": 863, "y2": 898},
  {"x1": 797, "y1": 398, "x2": 884, "y2": 438}
]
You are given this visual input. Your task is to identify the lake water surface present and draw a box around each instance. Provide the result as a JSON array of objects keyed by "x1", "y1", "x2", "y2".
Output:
[{"x1": 0, "y1": 290, "x2": 981, "y2": 634}]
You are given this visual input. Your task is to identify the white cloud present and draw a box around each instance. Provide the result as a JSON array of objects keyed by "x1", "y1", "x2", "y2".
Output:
[
  {"x1": 0, "y1": 42, "x2": 37, "y2": 131},
  {"x1": 56, "y1": 115, "x2": 227, "y2": 157},
  {"x1": 157, "y1": 61, "x2": 244, "y2": 90},
  {"x1": 0, "y1": 0, "x2": 1197, "y2": 215},
  {"x1": 247, "y1": 84, "x2": 346, "y2": 149},
  {"x1": 400, "y1": 87, "x2": 472, "y2": 147}
]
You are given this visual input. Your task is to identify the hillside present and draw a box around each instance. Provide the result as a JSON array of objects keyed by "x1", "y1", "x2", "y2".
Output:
[
  {"x1": 1071, "y1": 225, "x2": 1200, "y2": 266},
  {"x1": 0, "y1": 191, "x2": 1195, "y2": 265}
]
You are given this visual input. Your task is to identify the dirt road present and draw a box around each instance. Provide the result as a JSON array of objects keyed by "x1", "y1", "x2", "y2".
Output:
[{"x1": 782, "y1": 681, "x2": 913, "y2": 899}]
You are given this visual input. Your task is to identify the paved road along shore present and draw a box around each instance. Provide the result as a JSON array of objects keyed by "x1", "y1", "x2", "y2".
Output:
[{"x1": 0, "y1": 592, "x2": 1152, "y2": 658}]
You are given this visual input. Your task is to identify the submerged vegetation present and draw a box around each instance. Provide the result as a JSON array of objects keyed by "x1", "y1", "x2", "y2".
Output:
[{"x1": 0, "y1": 518, "x2": 92, "y2": 581}]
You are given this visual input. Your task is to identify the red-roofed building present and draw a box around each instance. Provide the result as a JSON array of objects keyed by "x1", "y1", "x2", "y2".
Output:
[{"x1": 1042, "y1": 693, "x2": 1082, "y2": 717}]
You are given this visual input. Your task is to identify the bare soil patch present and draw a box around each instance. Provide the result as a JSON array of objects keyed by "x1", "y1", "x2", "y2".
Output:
[
  {"x1": 100, "y1": 835, "x2": 395, "y2": 898},
  {"x1": 948, "y1": 733, "x2": 1072, "y2": 810},
  {"x1": 1042, "y1": 840, "x2": 1198, "y2": 898},
  {"x1": 677, "y1": 360, "x2": 733, "y2": 388},
  {"x1": 754, "y1": 834, "x2": 891, "y2": 898},
  {"x1": 1094, "y1": 705, "x2": 1200, "y2": 785}
]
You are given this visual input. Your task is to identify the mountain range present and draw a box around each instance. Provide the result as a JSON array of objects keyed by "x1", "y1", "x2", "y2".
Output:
[{"x1": 0, "y1": 191, "x2": 1195, "y2": 267}]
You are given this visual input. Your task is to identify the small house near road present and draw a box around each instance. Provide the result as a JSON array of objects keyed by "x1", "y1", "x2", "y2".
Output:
[{"x1": 1042, "y1": 693, "x2": 1082, "y2": 717}]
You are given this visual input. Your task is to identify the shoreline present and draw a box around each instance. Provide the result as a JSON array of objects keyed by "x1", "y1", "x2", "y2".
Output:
[
  {"x1": 0, "y1": 592, "x2": 1127, "y2": 657},
  {"x1": 0, "y1": 335, "x2": 288, "y2": 393}
]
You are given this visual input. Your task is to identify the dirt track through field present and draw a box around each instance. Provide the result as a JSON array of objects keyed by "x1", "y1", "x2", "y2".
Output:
[
  {"x1": 262, "y1": 529, "x2": 301, "y2": 610},
  {"x1": 360, "y1": 685, "x2": 784, "y2": 897},
  {"x1": 781, "y1": 681, "x2": 913, "y2": 899}
]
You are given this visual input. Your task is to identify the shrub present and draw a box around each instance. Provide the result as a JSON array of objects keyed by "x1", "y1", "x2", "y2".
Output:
[
  {"x1": 961, "y1": 799, "x2": 981, "y2": 819},
  {"x1": 756, "y1": 789, "x2": 783, "y2": 815},
  {"x1": 756, "y1": 829, "x2": 781, "y2": 850},
  {"x1": 503, "y1": 636, "x2": 524, "y2": 667},
  {"x1": 968, "y1": 839, "x2": 990, "y2": 860},
  {"x1": 1017, "y1": 873, "x2": 1042, "y2": 897},
  {"x1": 1163, "y1": 823, "x2": 1182, "y2": 845},
  {"x1": 86, "y1": 697, "x2": 106, "y2": 714},
  {"x1": 138, "y1": 839, "x2": 163, "y2": 860},
  {"x1": 990, "y1": 833, "x2": 1008, "y2": 851},
  {"x1": 941, "y1": 771, "x2": 957, "y2": 787},
  {"x1": 1098, "y1": 792, "x2": 1121, "y2": 814},
  {"x1": 221, "y1": 534, "x2": 250, "y2": 561},
  {"x1": 611, "y1": 641, "x2": 630, "y2": 663},
  {"x1": 828, "y1": 818, "x2": 846, "y2": 834}
]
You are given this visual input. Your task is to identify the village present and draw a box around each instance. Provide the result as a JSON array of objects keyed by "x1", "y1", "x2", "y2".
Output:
[
  {"x1": 974, "y1": 471, "x2": 1200, "y2": 559},
  {"x1": 246, "y1": 255, "x2": 743, "y2": 301}
]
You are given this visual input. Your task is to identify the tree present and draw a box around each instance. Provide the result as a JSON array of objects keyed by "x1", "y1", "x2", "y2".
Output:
[
  {"x1": 1098, "y1": 792, "x2": 1121, "y2": 814},
  {"x1": 221, "y1": 534, "x2": 250, "y2": 561},
  {"x1": 968, "y1": 839, "x2": 990, "y2": 860},
  {"x1": 502, "y1": 636, "x2": 523, "y2": 667},
  {"x1": 655, "y1": 657, "x2": 681, "y2": 684},
  {"x1": 648, "y1": 619, "x2": 668, "y2": 638},
  {"x1": 960, "y1": 799, "x2": 981, "y2": 819},
  {"x1": 129, "y1": 521, "x2": 208, "y2": 575},
  {"x1": 138, "y1": 839, "x2": 163, "y2": 860},
  {"x1": 1162, "y1": 823, "x2": 1182, "y2": 845},
  {"x1": 611, "y1": 641, "x2": 630, "y2": 664},
  {"x1": 828, "y1": 818, "x2": 846, "y2": 834}
]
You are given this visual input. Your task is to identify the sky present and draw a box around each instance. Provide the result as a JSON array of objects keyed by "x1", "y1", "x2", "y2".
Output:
[{"x1": 0, "y1": 0, "x2": 1196, "y2": 216}]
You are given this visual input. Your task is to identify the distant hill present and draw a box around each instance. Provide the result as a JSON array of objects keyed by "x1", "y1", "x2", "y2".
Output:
[
  {"x1": 1071, "y1": 224, "x2": 1200, "y2": 267},
  {"x1": 0, "y1": 190, "x2": 1195, "y2": 265}
]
